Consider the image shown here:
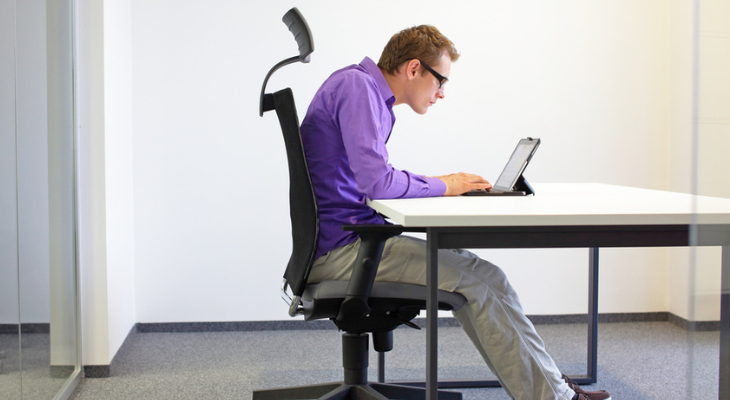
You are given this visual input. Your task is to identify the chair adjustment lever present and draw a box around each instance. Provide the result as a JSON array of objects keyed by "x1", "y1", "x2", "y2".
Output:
[
  {"x1": 387, "y1": 311, "x2": 421, "y2": 330},
  {"x1": 400, "y1": 319, "x2": 421, "y2": 330}
]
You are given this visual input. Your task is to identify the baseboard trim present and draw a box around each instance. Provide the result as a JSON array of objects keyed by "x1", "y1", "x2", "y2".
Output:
[
  {"x1": 667, "y1": 313, "x2": 720, "y2": 331},
  {"x1": 136, "y1": 319, "x2": 337, "y2": 333},
  {"x1": 529, "y1": 312, "x2": 717, "y2": 331},
  {"x1": 135, "y1": 312, "x2": 720, "y2": 333},
  {"x1": 85, "y1": 311, "x2": 719, "y2": 378},
  {"x1": 83, "y1": 323, "x2": 138, "y2": 378},
  {"x1": 0, "y1": 323, "x2": 50, "y2": 334},
  {"x1": 82, "y1": 364, "x2": 111, "y2": 378}
]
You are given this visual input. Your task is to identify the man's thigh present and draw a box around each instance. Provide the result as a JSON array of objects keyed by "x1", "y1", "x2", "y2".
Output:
[
  {"x1": 309, "y1": 235, "x2": 492, "y2": 294},
  {"x1": 376, "y1": 235, "x2": 486, "y2": 293}
]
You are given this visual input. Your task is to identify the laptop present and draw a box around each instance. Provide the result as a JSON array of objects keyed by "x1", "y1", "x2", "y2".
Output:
[{"x1": 463, "y1": 137, "x2": 540, "y2": 196}]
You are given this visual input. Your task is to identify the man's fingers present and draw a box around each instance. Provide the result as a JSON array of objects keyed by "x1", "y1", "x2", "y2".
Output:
[{"x1": 454, "y1": 172, "x2": 489, "y2": 183}]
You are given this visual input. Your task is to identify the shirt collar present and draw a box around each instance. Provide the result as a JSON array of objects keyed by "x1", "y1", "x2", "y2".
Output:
[{"x1": 359, "y1": 57, "x2": 395, "y2": 107}]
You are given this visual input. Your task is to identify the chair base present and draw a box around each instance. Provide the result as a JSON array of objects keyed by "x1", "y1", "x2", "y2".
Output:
[
  {"x1": 253, "y1": 332, "x2": 462, "y2": 400},
  {"x1": 252, "y1": 381, "x2": 463, "y2": 400}
]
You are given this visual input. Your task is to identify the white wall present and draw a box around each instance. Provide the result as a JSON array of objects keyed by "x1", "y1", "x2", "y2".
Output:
[
  {"x1": 696, "y1": 1, "x2": 730, "y2": 201},
  {"x1": 77, "y1": 0, "x2": 111, "y2": 366},
  {"x1": 76, "y1": 0, "x2": 137, "y2": 365},
  {"x1": 72, "y1": 0, "x2": 730, "y2": 366},
  {"x1": 666, "y1": 0, "x2": 700, "y2": 323},
  {"x1": 128, "y1": 0, "x2": 686, "y2": 323},
  {"x1": 102, "y1": 0, "x2": 137, "y2": 364}
]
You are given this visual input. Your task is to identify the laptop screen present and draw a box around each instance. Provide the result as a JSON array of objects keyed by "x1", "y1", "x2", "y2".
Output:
[{"x1": 492, "y1": 138, "x2": 540, "y2": 191}]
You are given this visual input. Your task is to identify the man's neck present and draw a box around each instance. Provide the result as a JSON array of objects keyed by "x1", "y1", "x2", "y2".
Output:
[{"x1": 380, "y1": 68, "x2": 405, "y2": 107}]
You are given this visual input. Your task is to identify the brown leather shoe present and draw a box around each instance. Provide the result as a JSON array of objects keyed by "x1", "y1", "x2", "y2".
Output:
[{"x1": 563, "y1": 374, "x2": 612, "y2": 400}]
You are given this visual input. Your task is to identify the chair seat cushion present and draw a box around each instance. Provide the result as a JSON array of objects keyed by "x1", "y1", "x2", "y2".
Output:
[{"x1": 301, "y1": 281, "x2": 466, "y2": 325}]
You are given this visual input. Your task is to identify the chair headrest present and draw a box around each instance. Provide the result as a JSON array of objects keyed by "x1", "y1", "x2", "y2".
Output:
[
  {"x1": 259, "y1": 7, "x2": 314, "y2": 116},
  {"x1": 282, "y1": 7, "x2": 313, "y2": 63}
]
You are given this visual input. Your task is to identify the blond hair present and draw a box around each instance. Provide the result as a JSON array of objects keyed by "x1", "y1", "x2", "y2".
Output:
[{"x1": 377, "y1": 25, "x2": 460, "y2": 74}]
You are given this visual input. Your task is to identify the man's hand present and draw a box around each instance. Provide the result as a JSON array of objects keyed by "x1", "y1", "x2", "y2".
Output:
[{"x1": 434, "y1": 172, "x2": 492, "y2": 196}]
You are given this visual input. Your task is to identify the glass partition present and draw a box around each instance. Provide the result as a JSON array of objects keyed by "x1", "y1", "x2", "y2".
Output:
[
  {"x1": 689, "y1": 0, "x2": 730, "y2": 397},
  {"x1": 45, "y1": 0, "x2": 81, "y2": 398},
  {"x1": 1, "y1": 0, "x2": 80, "y2": 399},
  {"x1": 0, "y1": 3, "x2": 21, "y2": 399}
]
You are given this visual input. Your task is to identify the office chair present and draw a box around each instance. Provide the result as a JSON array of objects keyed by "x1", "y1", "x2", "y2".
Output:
[{"x1": 254, "y1": 8, "x2": 466, "y2": 400}]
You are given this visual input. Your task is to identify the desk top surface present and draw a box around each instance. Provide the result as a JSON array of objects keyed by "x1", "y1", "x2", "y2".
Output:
[{"x1": 367, "y1": 183, "x2": 730, "y2": 227}]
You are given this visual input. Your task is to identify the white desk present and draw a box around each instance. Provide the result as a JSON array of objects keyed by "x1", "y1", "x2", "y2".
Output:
[{"x1": 367, "y1": 183, "x2": 730, "y2": 400}]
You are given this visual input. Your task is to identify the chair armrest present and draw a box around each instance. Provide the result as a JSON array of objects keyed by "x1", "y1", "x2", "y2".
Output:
[
  {"x1": 335, "y1": 225, "x2": 406, "y2": 322},
  {"x1": 341, "y1": 224, "x2": 426, "y2": 234}
]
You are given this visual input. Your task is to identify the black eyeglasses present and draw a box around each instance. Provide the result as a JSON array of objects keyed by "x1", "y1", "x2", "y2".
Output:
[{"x1": 419, "y1": 60, "x2": 448, "y2": 89}]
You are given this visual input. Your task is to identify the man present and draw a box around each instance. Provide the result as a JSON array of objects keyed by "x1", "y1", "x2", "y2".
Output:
[{"x1": 300, "y1": 25, "x2": 611, "y2": 400}]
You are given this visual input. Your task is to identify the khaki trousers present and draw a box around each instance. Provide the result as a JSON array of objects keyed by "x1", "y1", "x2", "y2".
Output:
[{"x1": 309, "y1": 235, "x2": 576, "y2": 400}]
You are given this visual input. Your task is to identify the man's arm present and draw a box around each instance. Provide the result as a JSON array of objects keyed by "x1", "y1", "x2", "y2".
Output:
[
  {"x1": 334, "y1": 72, "x2": 491, "y2": 198},
  {"x1": 336, "y1": 75, "x2": 446, "y2": 199}
]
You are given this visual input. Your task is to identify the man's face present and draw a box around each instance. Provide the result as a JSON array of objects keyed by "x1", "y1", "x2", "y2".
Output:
[{"x1": 408, "y1": 53, "x2": 450, "y2": 115}]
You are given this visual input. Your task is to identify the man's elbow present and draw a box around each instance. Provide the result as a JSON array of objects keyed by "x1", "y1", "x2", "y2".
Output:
[{"x1": 366, "y1": 182, "x2": 411, "y2": 200}]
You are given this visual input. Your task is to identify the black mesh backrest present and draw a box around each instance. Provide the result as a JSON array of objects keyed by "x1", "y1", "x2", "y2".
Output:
[{"x1": 271, "y1": 88, "x2": 319, "y2": 297}]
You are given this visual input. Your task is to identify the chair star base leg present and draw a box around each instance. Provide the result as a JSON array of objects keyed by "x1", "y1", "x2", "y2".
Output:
[
  {"x1": 252, "y1": 382, "x2": 462, "y2": 400},
  {"x1": 253, "y1": 332, "x2": 463, "y2": 400}
]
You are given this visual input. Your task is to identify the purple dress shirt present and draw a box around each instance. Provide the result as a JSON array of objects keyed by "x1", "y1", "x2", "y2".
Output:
[{"x1": 300, "y1": 57, "x2": 447, "y2": 260}]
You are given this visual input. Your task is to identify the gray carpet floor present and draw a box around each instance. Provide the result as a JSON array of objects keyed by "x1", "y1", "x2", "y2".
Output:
[
  {"x1": 0, "y1": 333, "x2": 74, "y2": 400},
  {"x1": 69, "y1": 321, "x2": 719, "y2": 399}
]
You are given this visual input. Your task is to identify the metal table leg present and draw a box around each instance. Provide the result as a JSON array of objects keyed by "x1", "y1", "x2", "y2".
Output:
[
  {"x1": 426, "y1": 228, "x2": 439, "y2": 400},
  {"x1": 720, "y1": 246, "x2": 729, "y2": 399},
  {"x1": 380, "y1": 247, "x2": 601, "y2": 388}
]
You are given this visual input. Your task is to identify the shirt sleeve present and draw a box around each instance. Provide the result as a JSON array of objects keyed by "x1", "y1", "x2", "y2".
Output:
[{"x1": 330, "y1": 72, "x2": 447, "y2": 199}]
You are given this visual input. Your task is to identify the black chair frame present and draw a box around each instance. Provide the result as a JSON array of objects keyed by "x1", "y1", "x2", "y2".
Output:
[{"x1": 253, "y1": 8, "x2": 465, "y2": 400}]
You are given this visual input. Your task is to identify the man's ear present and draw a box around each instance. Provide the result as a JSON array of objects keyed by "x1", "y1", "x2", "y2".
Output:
[{"x1": 404, "y1": 59, "x2": 421, "y2": 81}]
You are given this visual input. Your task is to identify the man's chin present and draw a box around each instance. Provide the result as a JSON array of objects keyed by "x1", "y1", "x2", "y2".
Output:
[{"x1": 411, "y1": 106, "x2": 429, "y2": 115}]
